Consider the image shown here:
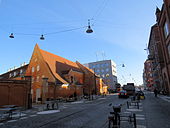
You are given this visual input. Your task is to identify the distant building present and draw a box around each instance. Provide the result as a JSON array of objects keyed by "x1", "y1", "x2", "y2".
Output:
[
  {"x1": 0, "y1": 64, "x2": 28, "y2": 80},
  {"x1": 143, "y1": 59, "x2": 154, "y2": 91},
  {"x1": 84, "y1": 60, "x2": 117, "y2": 91}
]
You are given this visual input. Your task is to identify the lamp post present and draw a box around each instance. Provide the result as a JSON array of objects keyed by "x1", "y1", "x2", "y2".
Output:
[{"x1": 93, "y1": 68, "x2": 97, "y2": 95}]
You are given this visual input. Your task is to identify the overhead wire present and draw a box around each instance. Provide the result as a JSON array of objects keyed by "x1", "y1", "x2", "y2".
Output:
[
  {"x1": 91, "y1": 0, "x2": 110, "y2": 21},
  {"x1": 1, "y1": 0, "x2": 111, "y2": 39},
  {"x1": 43, "y1": 25, "x2": 87, "y2": 35}
]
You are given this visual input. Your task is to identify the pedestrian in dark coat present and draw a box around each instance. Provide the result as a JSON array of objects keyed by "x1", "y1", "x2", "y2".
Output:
[{"x1": 154, "y1": 88, "x2": 158, "y2": 97}]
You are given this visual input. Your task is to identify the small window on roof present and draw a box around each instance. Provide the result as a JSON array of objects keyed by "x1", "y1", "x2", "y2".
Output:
[
  {"x1": 13, "y1": 72, "x2": 16, "y2": 76},
  {"x1": 20, "y1": 69, "x2": 23, "y2": 74}
]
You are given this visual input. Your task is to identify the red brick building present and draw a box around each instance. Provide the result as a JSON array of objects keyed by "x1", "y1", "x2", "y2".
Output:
[
  {"x1": 147, "y1": 24, "x2": 164, "y2": 91},
  {"x1": 143, "y1": 60, "x2": 155, "y2": 90},
  {"x1": 145, "y1": 0, "x2": 170, "y2": 95},
  {"x1": 24, "y1": 44, "x2": 105, "y2": 102},
  {"x1": 155, "y1": 0, "x2": 170, "y2": 94},
  {"x1": 0, "y1": 44, "x2": 106, "y2": 103}
]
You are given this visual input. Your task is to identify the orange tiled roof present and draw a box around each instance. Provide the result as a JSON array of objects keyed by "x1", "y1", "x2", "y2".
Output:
[{"x1": 39, "y1": 49, "x2": 81, "y2": 84}]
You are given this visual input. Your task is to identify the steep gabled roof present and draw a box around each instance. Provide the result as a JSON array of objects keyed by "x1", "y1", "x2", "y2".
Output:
[
  {"x1": 76, "y1": 61, "x2": 95, "y2": 75},
  {"x1": 38, "y1": 46, "x2": 82, "y2": 84}
]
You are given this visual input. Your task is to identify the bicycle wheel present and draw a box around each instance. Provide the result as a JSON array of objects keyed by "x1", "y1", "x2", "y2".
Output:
[
  {"x1": 113, "y1": 115, "x2": 120, "y2": 128},
  {"x1": 108, "y1": 116, "x2": 114, "y2": 128}
]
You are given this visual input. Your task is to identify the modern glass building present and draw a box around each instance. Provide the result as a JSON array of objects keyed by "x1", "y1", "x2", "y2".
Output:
[{"x1": 85, "y1": 60, "x2": 117, "y2": 91}]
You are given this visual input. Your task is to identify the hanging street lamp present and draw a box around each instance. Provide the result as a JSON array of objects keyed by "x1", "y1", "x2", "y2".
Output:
[
  {"x1": 86, "y1": 19, "x2": 93, "y2": 33},
  {"x1": 40, "y1": 34, "x2": 45, "y2": 40},
  {"x1": 9, "y1": 33, "x2": 14, "y2": 38}
]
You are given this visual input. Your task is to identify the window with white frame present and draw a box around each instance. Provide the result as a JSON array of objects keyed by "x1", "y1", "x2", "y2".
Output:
[
  {"x1": 37, "y1": 65, "x2": 40, "y2": 71},
  {"x1": 20, "y1": 69, "x2": 23, "y2": 74},
  {"x1": 9, "y1": 73, "x2": 12, "y2": 78},
  {"x1": 163, "y1": 20, "x2": 170, "y2": 38},
  {"x1": 37, "y1": 76, "x2": 39, "y2": 82},
  {"x1": 32, "y1": 77, "x2": 34, "y2": 83},
  {"x1": 32, "y1": 67, "x2": 34, "y2": 73},
  {"x1": 42, "y1": 75, "x2": 45, "y2": 78},
  {"x1": 13, "y1": 72, "x2": 16, "y2": 76}
]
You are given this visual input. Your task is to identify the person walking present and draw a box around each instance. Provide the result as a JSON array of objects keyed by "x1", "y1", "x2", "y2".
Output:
[{"x1": 154, "y1": 88, "x2": 158, "y2": 97}]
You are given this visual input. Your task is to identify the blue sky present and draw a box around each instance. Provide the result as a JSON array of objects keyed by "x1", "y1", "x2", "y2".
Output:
[{"x1": 0, "y1": 0, "x2": 163, "y2": 85}]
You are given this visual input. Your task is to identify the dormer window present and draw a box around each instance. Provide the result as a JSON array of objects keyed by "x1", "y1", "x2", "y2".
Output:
[
  {"x1": 20, "y1": 69, "x2": 23, "y2": 74},
  {"x1": 13, "y1": 72, "x2": 16, "y2": 76}
]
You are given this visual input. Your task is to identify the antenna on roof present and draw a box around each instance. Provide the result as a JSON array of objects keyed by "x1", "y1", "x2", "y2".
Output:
[
  {"x1": 101, "y1": 51, "x2": 106, "y2": 60},
  {"x1": 96, "y1": 52, "x2": 99, "y2": 61}
]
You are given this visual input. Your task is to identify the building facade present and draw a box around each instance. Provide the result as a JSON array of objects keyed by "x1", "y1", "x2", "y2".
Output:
[
  {"x1": 0, "y1": 44, "x2": 107, "y2": 103},
  {"x1": 143, "y1": 59, "x2": 155, "y2": 91},
  {"x1": 144, "y1": 0, "x2": 170, "y2": 95},
  {"x1": 147, "y1": 24, "x2": 164, "y2": 92},
  {"x1": 155, "y1": 0, "x2": 170, "y2": 95},
  {"x1": 0, "y1": 64, "x2": 28, "y2": 80},
  {"x1": 84, "y1": 60, "x2": 117, "y2": 91}
]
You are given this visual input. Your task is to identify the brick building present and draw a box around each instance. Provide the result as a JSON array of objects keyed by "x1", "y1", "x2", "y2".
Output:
[
  {"x1": 143, "y1": 59, "x2": 155, "y2": 90},
  {"x1": 0, "y1": 64, "x2": 28, "y2": 80},
  {"x1": 0, "y1": 44, "x2": 106, "y2": 103},
  {"x1": 155, "y1": 0, "x2": 170, "y2": 94},
  {"x1": 145, "y1": 0, "x2": 170, "y2": 95},
  {"x1": 147, "y1": 24, "x2": 164, "y2": 91}
]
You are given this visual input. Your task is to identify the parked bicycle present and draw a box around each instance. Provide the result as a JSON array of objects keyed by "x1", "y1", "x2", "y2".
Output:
[
  {"x1": 108, "y1": 104, "x2": 121, "y2": 128},
  {"x1": 108, "y1": 103, "x2": 137, "y2": 128}
]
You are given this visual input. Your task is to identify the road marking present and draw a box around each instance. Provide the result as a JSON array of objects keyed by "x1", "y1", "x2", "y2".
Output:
[
  {"x1": 71, "y1": 101, "x2": 84, "y2": 104},
  {"x1": 136, "y1": 117, "x2": 145, "y2": 120},
  {"x1": 12, "y1": 113, "x2": 26, "y2": 118},
  {"x1": 0, "y1": 123, "x2": 4, "y2": 125},
  {"x1": 97, "y1": 98, "x2": 107, "y2": 100},
  {"x1": 29, "y1": 114, "x2": 37, "y2": 117},
  {"x1": 136, "y1": 114, "x2": 145, "y2": 117},
  {"x1": 126, "y1": 109, "x2": 142, "y2": 112},
  {"x1": 20, "y1": 117, "x2": 28, "y2": 120},
  {"x1": 137, "y1": 125, "x2": 146, "y2": 128},
  {"x1": 37, "y1": 110, "x2": 60, "y2": 115},
  {"x1": 123, "y1": 111, "x2": 131, "y2": 114},
  {"x1": 7, "y1": 120, "x2": 17, "y2": 123}
]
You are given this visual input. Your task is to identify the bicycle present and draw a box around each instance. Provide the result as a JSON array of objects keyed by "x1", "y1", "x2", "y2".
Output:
[{"x1": 108, "y1": 104, "x2": 121, "y2": 128}]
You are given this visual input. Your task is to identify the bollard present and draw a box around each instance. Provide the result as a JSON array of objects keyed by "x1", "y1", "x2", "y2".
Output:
[
  {"x1": 133, "y1": 113, "x2": 137, "y2": 128},
  {"x1": 127, "y1": 101, "x2": 129, "y2": 109},
  {"x1": 137, "y1": 102, "x2": 139, "y2": 109}
]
